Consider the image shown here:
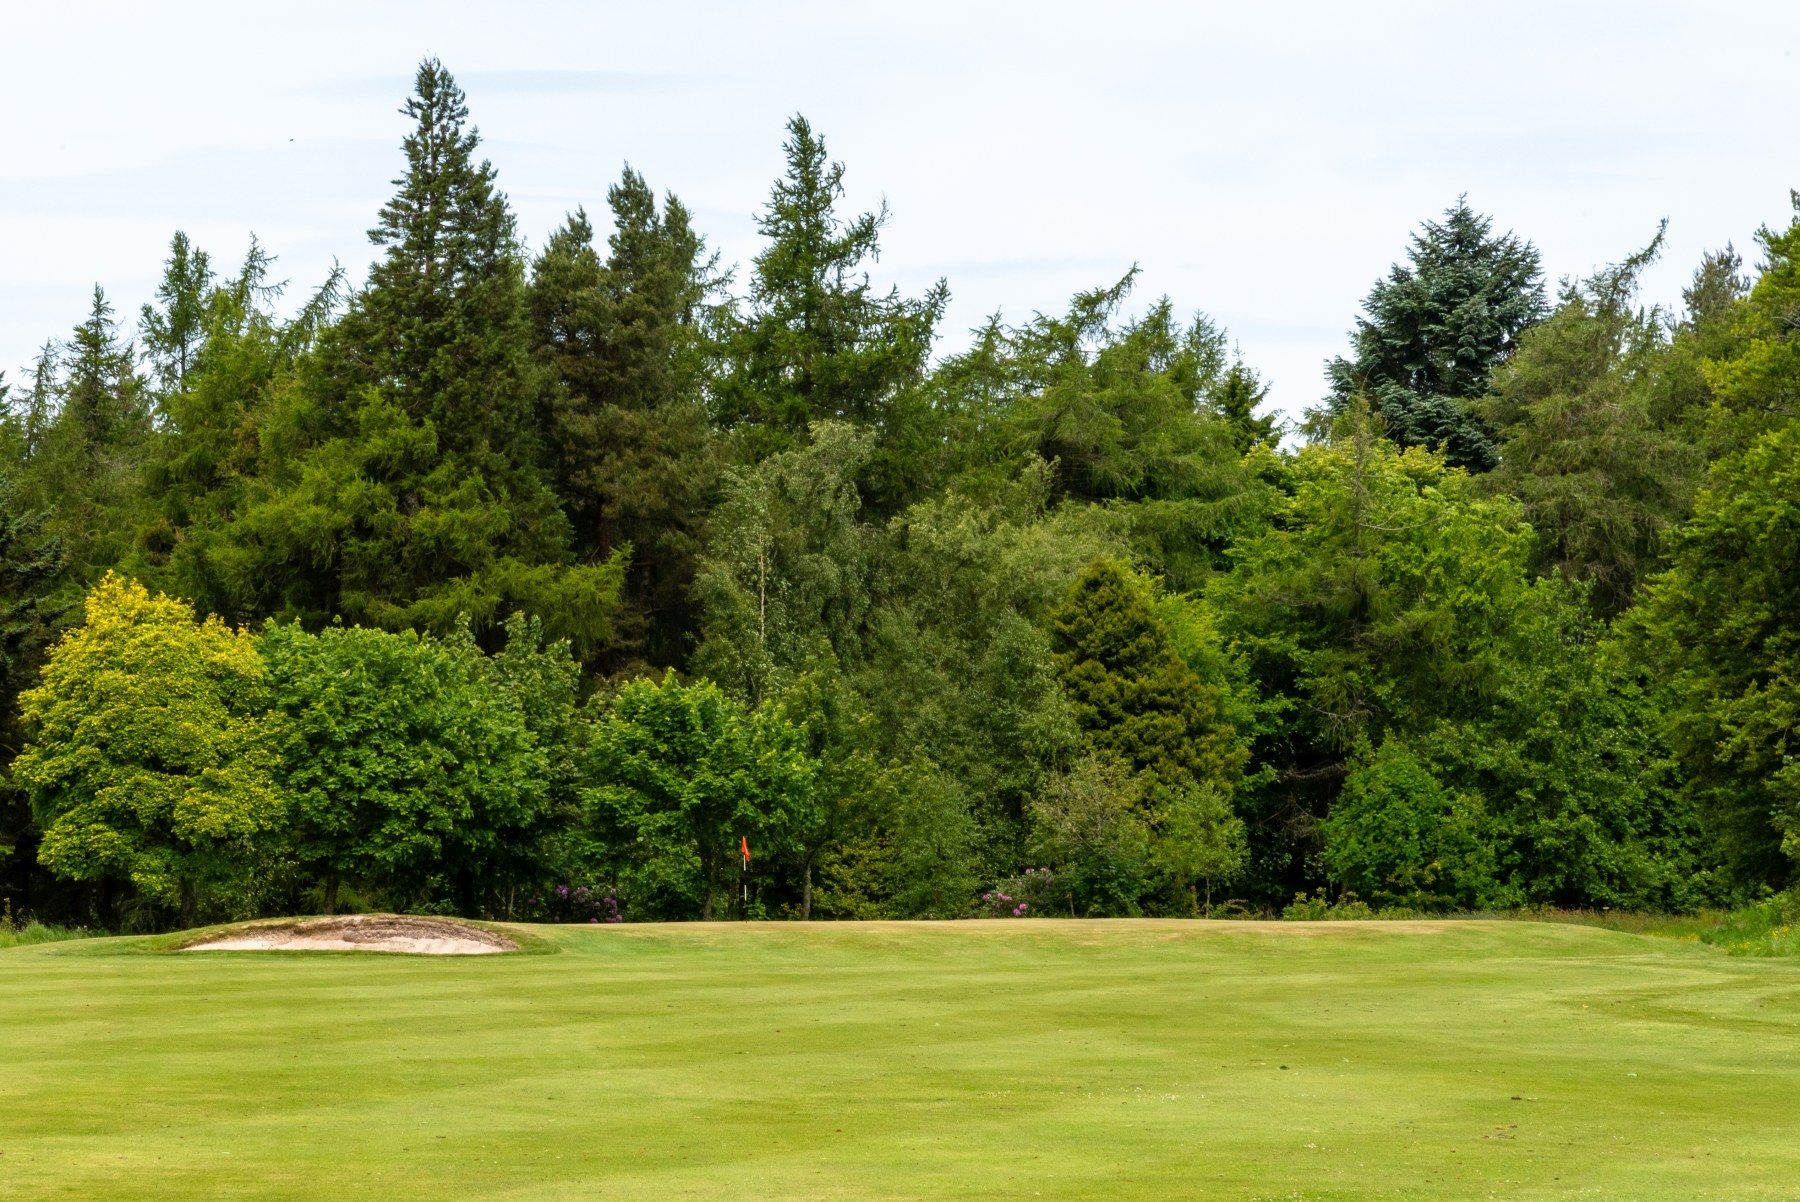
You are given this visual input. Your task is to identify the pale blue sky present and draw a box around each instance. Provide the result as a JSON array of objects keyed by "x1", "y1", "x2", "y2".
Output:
[{"x1": 5, "y1": 0, "x2": 1800, "y2": 422}]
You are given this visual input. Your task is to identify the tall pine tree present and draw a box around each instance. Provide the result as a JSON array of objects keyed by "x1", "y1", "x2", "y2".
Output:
[
  {"x1": 220, "y1": 60, "x2": 624, "y2": 661},
  {"x1": 1323, "y1": 199, "x2": 1545, "y2": 470},
  {"x1": 529, "y1": 168, "x2": 721, "y2": 665},
  {"x1": 717, "y1": 115, "x2": 945, "y2": 458}
]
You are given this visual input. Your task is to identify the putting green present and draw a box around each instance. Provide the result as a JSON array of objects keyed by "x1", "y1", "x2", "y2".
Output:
[{"x1": 3, "y1": 919, "x2": 1798, "y2": 1199}]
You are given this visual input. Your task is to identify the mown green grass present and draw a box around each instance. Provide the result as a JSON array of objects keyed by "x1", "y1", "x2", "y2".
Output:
[{"x1": 4, "y1": 919, "x2": 1800, "y2": 1200}]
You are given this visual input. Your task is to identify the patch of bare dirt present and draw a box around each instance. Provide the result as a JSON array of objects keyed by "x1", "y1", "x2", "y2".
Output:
[{"x1": 181, "y1": 914, "x2": 516, "y2": 955}]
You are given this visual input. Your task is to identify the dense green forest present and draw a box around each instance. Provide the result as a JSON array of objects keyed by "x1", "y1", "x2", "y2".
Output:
[{"x1": 2, "y1": 60, "x2": 1794, "y2": 928}]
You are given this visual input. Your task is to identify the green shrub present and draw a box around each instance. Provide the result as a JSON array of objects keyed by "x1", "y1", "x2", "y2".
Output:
[
  {"x1": 1321, "y1": 740, "x2": 1500, "y2": 909},
  {"x1": 1281, "y1": 889, "x2": 1376, "y2": 921}
]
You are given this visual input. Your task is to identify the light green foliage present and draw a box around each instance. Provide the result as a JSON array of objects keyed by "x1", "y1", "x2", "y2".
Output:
[
  {"x1": 1323, "y1": 199, "x2": 1545, "y2": 470},
  {"x1": 1703, "y1": 197, "x2": 1800, "y2": 450},
  {"x1": 14, "y1": 576, "x2": 284, "y2": 922},
  {"x1": 0, "y1": 917, "x2": 90, "y2": 948},
  {"x1": 1215, "y1": 416, "x2": 1714, "y2": 906},
  {"x1": 1208, "y1": 419, "x2": 1533, "y2": 885},
  {"x1": 693, "y1": 421, "x2": 873, "y2": 703},
  {"x1": 859, "y1": 472, "x2": 1107, "y2": 828},
  {"x1": 1149, "y1": 784, "x2": 1247, "y2": 912},
  {"x1": 1321, "y1": 739, "x2": 1497, "y2": 908},
  {"x1": 770, "y1": 658, "x2": 885, "y2": 918},
  {"x1": 1630, "y1": 419, "x2": 1800, "y2": 882},
  {"x1": 1212, "y1": 420, "x2": 1536, "y2": 752},
  {"x1": 586, "y1": 672, "x2": 810, "y2": 919},
  {"x1": 880, "y1": 765, "x2": 984, "y2": 919},
  {"x1": 260, "y1": 618, "x2": 547, "y2": 913},
  {"x1": 1416, "y1": 585, "x2": 1715, "y2": 910},
  {"x1": 1027, "y1": 755, "x2": 1152, "y2": 916}
]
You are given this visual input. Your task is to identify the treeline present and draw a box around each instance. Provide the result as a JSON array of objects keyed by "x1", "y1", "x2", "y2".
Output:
[{"x1": 0, "y1": 60, "x2": 1793, "y2": 928}]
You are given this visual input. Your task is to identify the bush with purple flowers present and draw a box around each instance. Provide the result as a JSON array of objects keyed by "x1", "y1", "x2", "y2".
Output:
[
  {"x1": 976, "y1": 867, "x2": 1057, "y2": 918},
  {"x1": 522, "y1": 884, "x2": 622, "y2": 924}
]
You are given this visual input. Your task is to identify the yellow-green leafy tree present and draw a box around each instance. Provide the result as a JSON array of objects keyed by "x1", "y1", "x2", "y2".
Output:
[{"x1": 14, "y1": 574, "x2": 285, "y2": 925}]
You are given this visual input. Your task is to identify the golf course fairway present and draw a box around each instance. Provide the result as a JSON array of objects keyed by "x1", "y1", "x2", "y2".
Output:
[{"x1": 4, "y1": 919, "x2": 1799, "y2": 1200}]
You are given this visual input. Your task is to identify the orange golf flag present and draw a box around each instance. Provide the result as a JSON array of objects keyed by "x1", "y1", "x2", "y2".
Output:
[{"x1": 741, "y1": 835, "x2": 751, "y2": 865}]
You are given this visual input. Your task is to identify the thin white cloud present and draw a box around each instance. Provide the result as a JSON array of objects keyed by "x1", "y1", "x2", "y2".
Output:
[{"x1": 4, "y1": 0, "x2": 1799, "y2": 419}]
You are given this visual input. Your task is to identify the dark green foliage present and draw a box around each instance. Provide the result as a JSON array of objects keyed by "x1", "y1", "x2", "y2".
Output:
[
  {"x1": 335, "y1": 59, "x2": 535, "y2": 459},
  {"x1": 1210, "y1": 359, "x2": 1281, "y2": 454},
  {"x1": 19, "y1": 288, "x2": 151, "y2": 584},
  {"x1": 529, "y1": 172, "x2": 721, "y2": 666},
  {"x1": 1050, "y1": 558, "x2": 1244, "y2": 793},
  {"x1": 717, "y1": 115, "x2": 945, "y2": 458},
  {"x1": 1483, "y1": 230, "x2": 1700, "y2": 616},
  {"x1": 0, "y1": 475, "x2": 68, "y2": 909},
  {"x1": 1321, "y1": 739, "x2": 1497, "y2": 909},
  {"x1": 218, "y1": 63, "x2": 623, "y2": 659},
  {"x1": 923, "y1": 275, "x2": 1271, "y2": 589},
  {"x1": 1325, "y1": 200, "x2": 1546, "y2": 470},
  {"x1": 140, "y1": 231, "x2": 215, "y2": 400}
]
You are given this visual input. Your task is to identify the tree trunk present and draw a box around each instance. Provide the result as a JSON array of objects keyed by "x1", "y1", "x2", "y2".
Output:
[
  {"x1": 179, "y1": 879, "x2": 197, "y2": 930},
  {"x1": 324, "y1": 870, "x2": 340, "y2": 916},
  {"x1": 702, "y1": 866, "x2": 716, "y2": 921},
  {"x1": 802, "y1": 860, "x2": 813, "y2": 921}
]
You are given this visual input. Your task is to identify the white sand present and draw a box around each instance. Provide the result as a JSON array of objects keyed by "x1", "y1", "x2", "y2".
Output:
[{"x1": 182, "y1": 914, "x2": 515, "y2": 955}]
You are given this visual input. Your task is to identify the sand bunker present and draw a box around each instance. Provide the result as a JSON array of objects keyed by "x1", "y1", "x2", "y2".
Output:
[{"x1": 182, "y1": 914, "x2": 516, "y2": 955}]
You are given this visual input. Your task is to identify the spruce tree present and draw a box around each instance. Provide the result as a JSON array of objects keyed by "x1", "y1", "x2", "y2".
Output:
[
  {"x1": 1482, "y1": 232, "x2": 1697, "y2": 616},
  {"x1": 718, "y1": 115, "x2": 945, "y2": 456},
  {"x1": 1323, "y1": 199, "x2": 1545, "y2": 470}
]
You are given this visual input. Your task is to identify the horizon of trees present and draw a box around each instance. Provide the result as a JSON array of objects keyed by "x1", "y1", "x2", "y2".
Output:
[{"x1": 1, "y1": 59, "x2": 1794, "y2": 928}]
